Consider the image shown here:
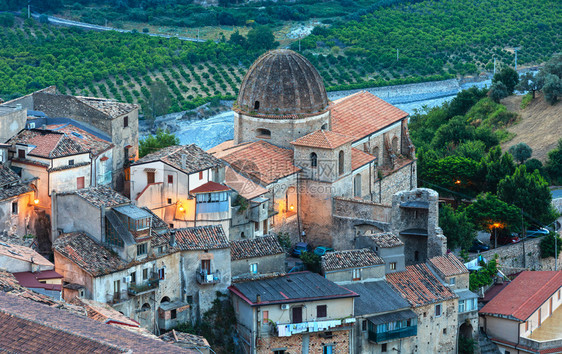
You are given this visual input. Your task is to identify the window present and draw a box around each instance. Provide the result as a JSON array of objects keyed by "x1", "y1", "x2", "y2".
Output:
[
  {"x1": 201, "y1": 259, "x2": 211, "y2": 274},
  {"x1": 443, "y1": 328, "x2": 447, "y2": 334},
  {"x1": 68, "y1": 159, "x2": 74, "y2": 166},
  {"x1": 256, "y1": 128, "x2": 271, "y2": 139},
  {"x1": 381, "y1": 343, "x2": 387, "y2": 352},
  {"x1": 338, "y1": 150, "x2": 345, "y2": 175},
  {"x1": 390, "y1": 262, "x2": 397, "y2": 270},
  {"x1": 250, "y1": 263, "x2": 258, "y2": 274},
  {"x1": 113, "y1": 280, "x2": 120, "y2": 295},
  {"x1": 538, "y1": 308, "x2": 542, "y2": 325},
  {"x1": 77, "y1": 176, "x2": 85, "y2": 189},
  {"x1": 505, "y1": 351, "x2": 511, "y2": 354},
  {"x1": 199, "y1": 171, "x2": 203, "y2": 180},
  {"x1": 392, "y1": 136, "x2": 399, "y2": 153},
  {"x1": 323, "y1": 345, "x2": 333, "y2": 354},
  {"x1": 273, "y1": 350, "x2": 286, "y2": 354},
  {"x1": 450, "y1": 277, "x2": 456, "y2": 286},
  {"x1": 353, "y1": 174, "x2": 362, "y2": 197},
  {"x1": 414, "y1": 250, "x2": 419, "y2": 262},
  {"x1": 168, "y1": 175, "x2": 173, "y2": 184},
  {"x1": 171, "y1": 309, "x2": 177, "y2": 319},
  {"x1": 292, "y1": 306, "x2": 303, "y2": 323},
  {"x1": 187, "y1": 295, "x2": 193, "y2": 304},
  {"x1": 352, "y1": 268, "x2": 361, "y2": 281},
  {"x1": 310, "y1": 152, "x2": 318, "y2": 167},
  {"x1": 169, "y1": 223, "x2": 174, "y2": 228},
  {"x1": 143, "y1": 268, "x2": 148, "y2": 280},
  {"x1": 18, "y1": 149, "x2": 25, "y2": 159},
  {"x1": 263, "y1": 310, "x2": 269, "y2": 322},
  {"x1": 130, "y1": 271, "x2": 136, "y2": 284},
  {"x1": 525, "y1": 321, "x2": 528, "y2": 331},
  {"x1": 124, "y1": 116, "x2": 129, "y2": 128},
  {"x1": 362, "y1": 320, "x2": 367, "y2": 331},
  {"x1": 372, "y1": 146, "x2": 379, "y2": 160},
  {"x1": 559, "y1": 290, "x2": 561, "y2": 300},
  {"x1": 254, "y1": 221, "x2": 260, "y2": 231},
  {"x1": 317, "y1": 305, "x2": 327, "y2": 318},
  {"x1": 158, "y1": 268, "x2": 165, "y2": 280},
  {"x1": 435, "y1": 304, "x2": 442, "y2": 317},
  {"x1": 11, "y1": 201, "x2": 18, "y2": 215},
  {"x1": 137, "y1": 243, "x2": 147, "y2": 256},
  {"x1": 254, "y1": 101, "x2": 260, "y2": 110},
  {"x1": 168, "y1": 198, "x2": 172, "y2": 204},
  {"x1": 459, "y1": 300, "x2": 465, "y2": 313},
  {"x1": 147, "y1": 171, "x2": 155, "y2": 184}
]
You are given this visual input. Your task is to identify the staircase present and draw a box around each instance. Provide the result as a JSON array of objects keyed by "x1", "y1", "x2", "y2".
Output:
[{"x1": 478, "y1": 333, "x2": 501, "y2": 354}]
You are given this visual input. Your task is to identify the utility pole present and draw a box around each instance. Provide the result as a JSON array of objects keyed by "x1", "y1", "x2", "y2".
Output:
[
  {"x1": 521, "y1": 208, "x2": 526, "y2": 268},
  {"x1": 514, "y1": 47, "x2": 520, "y2": 71},
  {"x1": 493, "y1": 56, "x2": 497, "y2": 76},
  {"x1": 28, "y1": 0, "x2": 30, "y2": 19},
  {"x1": 556, "y1": 221, "x2": 559, "y2": 271}
]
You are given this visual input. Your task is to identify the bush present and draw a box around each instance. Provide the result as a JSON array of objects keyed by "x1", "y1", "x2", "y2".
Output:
[
  {"x1": 300, "y1": 251, "x2": 322, "y2": 274},
  {"x1": 539, "y1": 232, "x2": 562, "y2": 259},
  {"x1": 276, "y1": 232, "x2": 291, "y2": 253},
  {"x1": 520, "y1": 92, "x2": 533, "y2": 109}
]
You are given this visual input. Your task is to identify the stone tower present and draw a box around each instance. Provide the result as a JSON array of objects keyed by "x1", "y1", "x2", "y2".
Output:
[{"x1": 233, "y1": 49, "x2": 331, "y2": 148}]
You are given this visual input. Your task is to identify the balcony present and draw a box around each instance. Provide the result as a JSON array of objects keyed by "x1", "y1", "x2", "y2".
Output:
[
  {"x1": 196, "y1": 270, "x2": 221, "y2": 285},
  {"x1": 128, "y1": 278, "x2": 159, "y2": 296},
  {"x1": 368, "y1": 326, "x2": 417, "y2": 343},
  {"x1": 273, "y1": 318, "x2": 355, "y2": 337}
]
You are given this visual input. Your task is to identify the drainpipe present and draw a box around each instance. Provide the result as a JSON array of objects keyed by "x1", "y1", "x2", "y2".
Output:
[{"x1": 51, "y1": 190, "x2": 57, "y2": 242}]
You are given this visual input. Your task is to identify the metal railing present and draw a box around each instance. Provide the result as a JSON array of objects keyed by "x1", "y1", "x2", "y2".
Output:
[
  {"x1": 368, "y1": 326, "x2": 417, "y2": 343},
  {"x1": 196, "y1": 269, "x2": 220, "y2": 285}
]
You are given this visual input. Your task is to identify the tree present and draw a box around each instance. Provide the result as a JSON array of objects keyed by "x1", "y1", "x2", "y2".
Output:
[
  {"x1": 469, "y1": 254, "x2": 499, "y2": 291},
  {"x1": 228, "y1": 30, "x2": 246, "y2": 48},
  {"x1": 539, "y1": 232, "x2": 562, "y2": 259},
  {"x1": 439, "y1": 204, "x2": 476, "y2": 250},
  {"x1": 545, "y1": 139, "x2": 562, "y2": 184},
  {"x1": 300, "y1": 251, "x2": 321, "y2": 274},
  {"x1": 524, "y1": 158, "x2": 548, "y2": 180},
  {"x1": 246, "y1": 26, "x2": 278, "y2": 51},
  {"x1": 488, "y1": 82, "x2": 508, "y2": 103},
  {"x1": 479, "y1": 146, "x2": 515, "y2": 193},
  {"x1": 497, "y1": 165, "x2": 557, "y2": 225},
  {"x1": 508, "y1": 142, "x2": 532, "y2": 164},
  {"x1": 542, "y1": 73, "x2": 562, "y2": 105},
  {"x1": 492, "y1": 67, "x2": 519, "y2": 95},
  {"x1": 421, "y1": 155, "x2": 480, "y2": 198},
  {"x1": 139, "y1": 129, "x2": 179, "y2": 158},
  {"x1": 515, "y1": 71, "x2": 543, "y2": 98},
  {"x1": 142, "y1": 80, "x2": 171, "y2": 126},
  {"x1": 466, "y1": 193, "x2": 521, "y2": 233}
]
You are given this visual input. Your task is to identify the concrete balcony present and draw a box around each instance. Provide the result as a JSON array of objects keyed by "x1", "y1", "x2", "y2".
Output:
[
  {"x1": 196, "y1": 270, "x2": 221, "y2": 285},
  {"x1": 128, "y1": 279, "x2": 159, "y2": 296},
  {"x1": 273, "y1": 318, "x2": 355, "y2": 337},
  {"x1": 368, "y1": 325, "x2": 417, "y2": 343}
]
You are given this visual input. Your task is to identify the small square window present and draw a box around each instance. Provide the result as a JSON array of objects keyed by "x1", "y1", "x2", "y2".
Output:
[
  {"x1": 449, "y1": 277, "x2": 456, "y2": 286},
  {"x1": 435, "y1": 304, "x2": 442, "y2": 317},
  {"x1": 250, "y1": 263, "x2": 258, "y2": 274},
  {"x1": 68, "y1": 159, "x2": 74, "y2": 166},
  {"x1": 390, "y1": 262, "x2": 397, "y2": 270},
  {"x1": 169, "y1": 223, "x2": 174, "y2": 228},
  {"x1": 317, "y1": 305, "x2": 327, "y2": 318},
  {"x1": 168, "y1": 198, "x2": 172, "y2": 204},
  {"x1": 171, "y1": 309, "x2": 177, "y2": 319},
  {"x1": 11, "y1": 201, "x2": 18, "y2": 215},
  {"x1": 381, "y1": 343, "x2": 387, "y2": 352},
  {"x1": 443, "y1": 328, "x2": 447, "y2": 334},
  {"x1": 362, "y1": 319, "x2": 367, "y2": 331},
  {"x1": 124, "y1": 116, "x2": 129, "y2": 128},
  {"x1": 187, "y1": 295, "x2": 193, "y2": 304},
  {"x1": 168, "y1": 175, "x2": 173, "y2": 184},
  {"x1": 137, "y1": 243, "x2": 147, "y2": 257}
]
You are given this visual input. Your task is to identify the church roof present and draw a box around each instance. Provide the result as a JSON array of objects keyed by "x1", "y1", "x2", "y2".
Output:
[
  {"x1": 235, "y1": 50, "x2": 329, "y2": 117},
  {"x1": 351, "y1": 148, "x2": 376, "y2": 170},
  {"x1": 291, "y1": 130, "x2": 355, "y2": 149},
  {"x1": 331, "y1": 91, "x2": 408, "y2": 141}
]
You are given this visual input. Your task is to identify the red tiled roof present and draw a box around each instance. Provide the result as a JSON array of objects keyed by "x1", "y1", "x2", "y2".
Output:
[
  {"x1": 322, "y1": 248, "x2": 384, "y2": 271},
  {"x1": 230, "y1": 236, "x2": 284, "y2": 261},
  {"x1": 174, "y1": 225, "x2": 229, "y2": 251},
  {"x1": 224, "y1": 166, "x2": 269, "y2": 200},
  {"x1": 190, "y1": 181, "x2": 231, "y2": 194},
  {"x1": 386, "y1": 263, "x2": 457, "y2": 307},
  {"x1": 71, "y1": 186, "x2": 130, "y2": 208},
  {"x1": 368, "y1": 232, "x2": 404, "y2": 248},
  {"x1": 12, "y1": 271, "x2": 62, "y2": 292},
  {"x1": 291, "y1": 130, "x2": 355, "y2": 149},
  {"x1": 479, "y1": 271, "x2": 562, "y2": 321},
  {"x1": 46, "y1": 123, "x2": 113, "y2": 157},
  {"x1": 8, "y1": 129, "x2": 89, "y2": 158},
  {"x1": 0, "y1": 241, "x2": 53, "y2": 267},
  {"x1": 221, "y1": 140, "x2": 300, "y2": 185},
  {"x1": 428, "y1": 253, "x2": 468, "y2": 278},
  {"x1": 351, "y1": 148, "x2": 376, "y2": 170},
  {"x1": 133, "y1": 144, "x2": 223, "y2": 175},
  {"x1": 331, "y1": 91, "x2": 408, "y2": 141}
]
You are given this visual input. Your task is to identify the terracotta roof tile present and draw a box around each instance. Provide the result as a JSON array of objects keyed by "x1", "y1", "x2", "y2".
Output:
[
  {"x1": 8, "y1": 129, "x2": 89, "y2": 158},
  {"x1": 0, "y1": 241, "x2": 53, "y2": 267},
  {"x1": 322, "y1": 248, "x2": 384, "y2": 271},
  {"x1": 479, "y1": 271, "x2": 562, "y2": 321},
  {"x1": 291, "y1": 130, "x2": 355, "y2": 149},
  {"x1": 331, "y1": 91, "x2": 408, "y2": 141},
  {"x1": 368, "y1": 232, "x2": 404, "y2": 248},
  {"x1": 70, "y1": 297, "x2": 140, "y2": 328},
  {"x1": 70, "y1": 186, "x2": 130, "y2": 208},
  {"x1": 221, "y1": 140, "x2": 300, "y2": 185},
  {"x1": 76, "y1": 96, "x2": 137, "y2": 118},
  {"x1": 159, "y1": 330, "x2": 210, "y2": 348},
  {"x1": 190, "y1": 181, "x2": 231, "y2": 194},
  {"x1": 428, "y1": 253, "x2": 468, "y2": 278},
  {"x1": 386, "y1": 263, "x2": 457, "y2": 307},
  {"x1": 53, "y1": 232, "x2": 128, "y2": 276},
  {"x1": 0, "y1": 164, "x2": 33, "y2": 201},
  {"x1": 224, "y1": 166, "x2": 269, "y2": 200},
  {"x1": 134, "y1": 144, "x2": 224, "y2": 175},
  {"x1": 351, "y1": 148, "x2": 376, "y2": 170},
  {"x1": 46, "y1": 123, "x2": 113, "y2": 157},
  {"x1": 230, "y1": 236, "x2": 284, "y2": 261},
  {"x1": 174, "y1": 225, "x2": 229, "y2": 250}
]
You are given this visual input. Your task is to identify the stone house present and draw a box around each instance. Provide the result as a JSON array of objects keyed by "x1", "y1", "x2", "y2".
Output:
[
  {"x1": 4, "y1": 87, "x2": 138, "y2": 192},
  {"x1": 479, "y1": 271, "x2": 562, "y2": 354},
  {"x1": 173, "y1": 225, "x2": 231, "y2": 319},
  {"x1": 386, "y1": 263, "x2": 459, "y2": 353},
  {"x1": 356, "y1": 232, "x2": 406, "y2": 274},
  {"x1": 230, "y1": 235, "x2": 285, "y2": 280},
  {"x1": 345, "y1": 280, "x2": 418, "y2": 354},
  {"x1": 130, "y1": 144, "x2": 231, "y2": 236},
  {"x1": 428, "y1": 253, "x2": 479, "y2": 342},
  {"x1": 321, "y1": 248, "x2": 385, "y2": 284},
  {"x1": 0, "y1": 164, "x2": 35, "y2": 237},
  {"x1": 0, "y1": 103, "x2": 27, "y2": 144},
  {"x1": 229, "y1": 272, "x2": 358, "y2": 354}
]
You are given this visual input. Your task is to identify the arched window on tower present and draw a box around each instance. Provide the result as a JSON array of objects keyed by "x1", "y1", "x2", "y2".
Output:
[
  {"x1": 338, "y1": 150, "x2": 345, "y2": 175},
  {"x1": 254, "y1": 101, "x2": 260, "y2": 110},
  {"x1": 392, "y1": 136, "x2": 399, "y2": 153},
  {"x1": 372, "y1": 146, "x2": 380, "y2": 162},
  {"x1": 354, "y1": 174, "x2": 362, "y2": 197},
  {"x1": 310, "y1": 152, "x2": 318, "y2": 167},
  {"x1": 256, "y1": 128, "x2": 271, "y2": 139}
]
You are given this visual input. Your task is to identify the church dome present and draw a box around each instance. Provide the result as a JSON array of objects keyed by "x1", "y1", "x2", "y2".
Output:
[{"x1": 236, "y1": 49, "x2": 329, "y2": 117}]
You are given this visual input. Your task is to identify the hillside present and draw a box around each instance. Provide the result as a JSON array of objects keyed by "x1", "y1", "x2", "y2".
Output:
[{"x1": 501, "y1": 94, "x2": 562, "y2": 161}]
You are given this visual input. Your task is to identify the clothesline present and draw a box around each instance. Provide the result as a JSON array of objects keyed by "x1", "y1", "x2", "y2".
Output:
[{"x1": 276, "y1": 319, "x2": 348, "y2": 337}]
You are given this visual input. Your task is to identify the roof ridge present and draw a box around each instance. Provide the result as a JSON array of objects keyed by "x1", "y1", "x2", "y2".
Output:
[{"x1": 515, "y1": 272, "x2": 562, "y2": 319}]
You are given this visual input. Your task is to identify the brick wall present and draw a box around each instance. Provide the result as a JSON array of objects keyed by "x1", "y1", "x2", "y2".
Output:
[{"x1": 257, "y1": 328, "x2": 351, "y2": 354}]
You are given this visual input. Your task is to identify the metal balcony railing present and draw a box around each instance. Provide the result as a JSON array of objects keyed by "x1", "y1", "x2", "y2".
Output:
[
  {"x1": 368, "y1": 326, "x2": 417, "y2": 343},
  {"x1": 128, "y1": 277, "x2": 159, "y2": 296},
  {"x1": 196, "y1": 269, "x2": 220, "y2": 285}
]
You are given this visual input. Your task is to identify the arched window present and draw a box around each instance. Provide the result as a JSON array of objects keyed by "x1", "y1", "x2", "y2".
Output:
[
  {"x1": 392, "y1": 136, "x2": 399, "y2": 153},
  {"x1": 321, "y1": 123, "x2": 328, "y2": 130},
  {"x1": 160, "y1": 296, "x2": 171, "y2": 304},
  {"x1": 256, "y1": 128, "x2": 271, "y2": 139},
  {"x1": 354, "y1": 174, "x2": 362, "y2": 197},
  {"x1": 310, "y1": 152, "x2": 318, "y2": 167},
  {"x1": 338, "y1": 150, "x2": 345, "y2": 175},
  {"x1": 141, "y1": 303, "x2": 151, "y2": 311},
  {"x1": 372, "y1": 146, "x2": 380, "y2": 161},
  {"x1": 254, "y1": 101, "x2": 260, "y2": 110}
]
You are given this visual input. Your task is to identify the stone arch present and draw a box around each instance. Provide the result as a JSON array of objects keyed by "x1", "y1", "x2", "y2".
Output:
[
  {"x1": 338, "y1": 150, "x2": 345, "y2": 175},
  {"x1": 372, "y1": 146, "x2": 380, "y2": 161},
  {"x1": 353, "y1": 174, "x2": 362, "y2": 198},
  {"x1": 310, "y1": 152, "x2": 318, "y2": 167},
  {"x1": 256, "y1": 128, "x2": 271, "y2": 139},
  {"x1": 141, "y1": 303, "x2": 151, "y2": 311},
  {"x1": 254, "y1": 100, "x2": 260, "y2": 110},
  {"x1": 160, "y1": 296, "x2": 171, "y2": 304},
  {"x1": 392, "y1": 136, "x2": 399, "y2": 153},
  {"x1": 459, "y1": 322, "x2": 473, "y2": 339}
]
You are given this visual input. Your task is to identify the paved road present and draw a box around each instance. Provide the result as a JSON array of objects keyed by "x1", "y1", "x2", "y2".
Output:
[
  {"x1": 552, "y1": 189, "x2": 562, "y2": 199},
  {"x1": 31, "y1": 13, "x2": 207, "y2": 43}
]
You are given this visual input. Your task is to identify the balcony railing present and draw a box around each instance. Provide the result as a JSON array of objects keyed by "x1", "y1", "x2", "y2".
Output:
[
  {"x1": 273, "y1": 318, "x2": 355, "y2": 337},
  {"x1": 196, "y1": 270, "x2": 220, "y2": 285},
  {"x1": 368, "y1": 326, "x2": 417, "y2": 343},
  {"x1": 128, "y1": 278, "x2": 159, "y2": 296}
]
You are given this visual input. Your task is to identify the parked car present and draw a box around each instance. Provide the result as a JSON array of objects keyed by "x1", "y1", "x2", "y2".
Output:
[
  {"x1": 313, "y1": 246, "x2": 335, "y2": 256},
  {"x1": 490, "y1": 233, "x2": 520, "y2": 246},
  {"x1": 468, "y1": 239, "x2": 490, "y2": 253},
  {"x1": 526, "y1": 227, "x2": 550, "y2": 238},
  {"x1": 292, "y1": 242, "x2": 312, "y2": 257}
]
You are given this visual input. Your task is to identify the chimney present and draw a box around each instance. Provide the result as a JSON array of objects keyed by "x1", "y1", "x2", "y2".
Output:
[
  {"x1": 256, "y1": 294, "x2": 261, "y2": 303},
  {"x1": 181, "y1": 154, "x2": 187, "y2": 171},
  {"x1": 169, "y1": 230, "x2": 176, "y2": 247}
]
